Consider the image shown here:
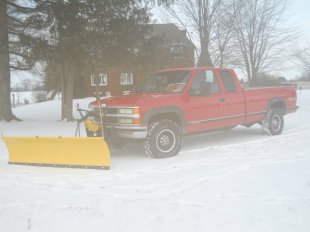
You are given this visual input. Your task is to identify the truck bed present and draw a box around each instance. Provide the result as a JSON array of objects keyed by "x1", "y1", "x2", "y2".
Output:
[{"x1": 243, "y1": 86, "x2": 298, "y2": 124}]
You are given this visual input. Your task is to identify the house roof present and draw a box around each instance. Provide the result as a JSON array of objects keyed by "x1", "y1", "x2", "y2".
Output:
[{"x1": 150, "y1": 23, "x2": 194, "y2": 47}]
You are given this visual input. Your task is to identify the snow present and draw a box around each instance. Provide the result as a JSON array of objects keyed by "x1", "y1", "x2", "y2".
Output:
[
  {"x1": 0, "y1": 91, "x2": 310, "y2": 232},
  {"x1": 10, "y1": 91, "x2": 56, "y2": 108}
]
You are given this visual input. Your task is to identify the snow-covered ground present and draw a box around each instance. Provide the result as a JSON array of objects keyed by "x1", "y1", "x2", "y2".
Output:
[
  {"x1": 11, "y1": 91, "x2": 54, "y2": 107},
  {"x1": 0, "y1": 91, "x2": 309, "y2": 232}
]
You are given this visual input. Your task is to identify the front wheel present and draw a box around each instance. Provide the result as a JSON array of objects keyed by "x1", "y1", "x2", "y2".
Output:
[
  {"x1": 144, "y1": 119, "x2": 183, "y2": 158},
  {"x1": 262, "y1": 109, "x2": 284, "y2": 135}
]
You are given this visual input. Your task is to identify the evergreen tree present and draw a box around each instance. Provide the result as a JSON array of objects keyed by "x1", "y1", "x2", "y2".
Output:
[
  {"x1": 25, "y1": 0, "x2": 151, "y2": 120},
  {"x1": 0, "y1": 0, "x2": 35, "y2": 121}
]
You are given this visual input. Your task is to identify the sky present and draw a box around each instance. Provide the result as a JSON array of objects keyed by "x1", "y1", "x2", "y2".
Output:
[
  {"x1": 10, "y1": 0, "x2": 310, "y2": 86},
  {"x1": 292, "y1": 0, "x2": 310, "y2": 40},
  {"x1": 273, "y1": 0, "x2": 310, "y2": 79}
]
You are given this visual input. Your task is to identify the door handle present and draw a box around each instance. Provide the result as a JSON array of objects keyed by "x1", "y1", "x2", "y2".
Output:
[{"x1": 219, "y1": 98, "x2": 225, "y2": 102}]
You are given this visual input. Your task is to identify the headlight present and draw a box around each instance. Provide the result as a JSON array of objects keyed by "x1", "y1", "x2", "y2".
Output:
[
  {"x1": 119, "y1": 118, "x2": 141, "y2": 124},
  {"x1": 119, "y1": 118, "x2": 134, "y2": 124},
  {"x1": 119, "y1": 108, "x2": 134, "y2": 114},
  {"x1": 119, "y1": 108, "x2": 140, "y2": 115}
]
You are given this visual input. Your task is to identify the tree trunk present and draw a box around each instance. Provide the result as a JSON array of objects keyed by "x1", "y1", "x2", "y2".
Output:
[
  {"x1": 57, "y1": 0, "x2": 73, "y2": 121},
  {"x1": 60, "y1": 60, "x2": 74, "y2": 121},
  {"x1": 198, "y1": 50, "x2": 213, "y2": 67},
  {"x1": 64, "y1": 63, "x2": 74, "y2": 121},
  {"x1": 198, "y1": 39, "x2": 213, "y2": 67},
  {"x1": 0, "y1": 1, "x2": 18, "y2": 121}
]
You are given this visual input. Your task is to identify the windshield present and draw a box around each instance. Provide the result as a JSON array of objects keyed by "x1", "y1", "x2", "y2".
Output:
[{"x1": 136, "y1": 71, "x2": 191, "y2": 93}]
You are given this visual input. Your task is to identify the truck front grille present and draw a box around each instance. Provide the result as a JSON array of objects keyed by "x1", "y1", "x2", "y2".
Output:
[
  {"x1": 105, "y1": 117, "x2": 118, "y2": 124},
  {"x1": 90, "y1": 106, "x2": 140, "y2": 126},
  {"x1": 105, "y1": 108, "x2": 118, "y2": 114}
]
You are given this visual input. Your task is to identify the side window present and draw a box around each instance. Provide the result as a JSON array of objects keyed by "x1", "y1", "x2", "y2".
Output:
[
  {"x1": 190, "y1": 70, "x2": 220, "y2": 95},
  {"x1": 205, "y1": 70, "x2": 220, "y2": 93},
  {"x1": 220, "y1": 70, "x2": 236, "y2": 92}
]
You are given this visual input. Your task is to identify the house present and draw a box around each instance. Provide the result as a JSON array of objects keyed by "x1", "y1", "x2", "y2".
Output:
[{"x1": 83, "y1": 23, "x2": 195, "y2": 97}]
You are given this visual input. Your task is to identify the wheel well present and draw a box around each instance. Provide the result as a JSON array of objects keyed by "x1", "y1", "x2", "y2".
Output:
[{"x1": 269, "y1": 101, "x2": 286, "y2": 114}]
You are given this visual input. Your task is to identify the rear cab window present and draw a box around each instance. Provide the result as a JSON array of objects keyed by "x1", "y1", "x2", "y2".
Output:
[{"x1": 219, "y1": 70, "x2": 237, "y2": 92}]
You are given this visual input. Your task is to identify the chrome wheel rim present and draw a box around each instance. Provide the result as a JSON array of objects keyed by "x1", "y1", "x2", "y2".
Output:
[
  {"x1": 156, "y1": 129, "x2": 176, "y2": 153},
  {"x1": 271, "y1": 115, "x2": 281, "y2": 131}
]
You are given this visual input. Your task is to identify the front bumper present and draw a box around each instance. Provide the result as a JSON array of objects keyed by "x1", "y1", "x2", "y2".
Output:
[{"x1": 105, "y1": 125, "x2": 147, "y2": 139}]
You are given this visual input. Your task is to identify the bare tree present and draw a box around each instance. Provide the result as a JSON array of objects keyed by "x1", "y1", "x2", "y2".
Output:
[
  {"x1": 150, "y1": 0, "x2": 174, "y2": 5},
  {"x1": 294, "y1": 46, "x2": 310, "y2": 71},
  {"x1": 20, "y1": 78, "x2": 33, "y2": 91},
  {"x1": 162, "y1": 0, "x2": 228, "y2": 67},
  {"x1": 231, "y1": 0, "x2": 295, "y2": 84},
  {"x1": 211, "y1": 0, "x2": 237, "y2": 67}
]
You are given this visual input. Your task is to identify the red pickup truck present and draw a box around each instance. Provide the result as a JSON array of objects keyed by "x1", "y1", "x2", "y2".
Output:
[{"x1": 86, "y1": 67, "x2": 298, "y2": 158}]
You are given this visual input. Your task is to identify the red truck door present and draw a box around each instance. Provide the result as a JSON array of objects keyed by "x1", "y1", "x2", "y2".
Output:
[
  {"x1": 185, "y1": 69, "x2": 226, "y2": 133},
  {"x1": 216, "y1": 69, "x2": 246, "y2": 126}
]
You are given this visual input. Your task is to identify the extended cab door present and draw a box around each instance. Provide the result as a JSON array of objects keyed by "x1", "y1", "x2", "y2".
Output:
[
  {"x1": 185, "y1": 69, "x2": 226, "y2": 133},
  {"x1": 216, "y1": 69, "x2": 246, "y2": 126}
]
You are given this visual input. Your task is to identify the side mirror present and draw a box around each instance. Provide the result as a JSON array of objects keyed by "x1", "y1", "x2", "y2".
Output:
[{"x1": 199, "y1": 82, "x2": 212, "y2": 96}]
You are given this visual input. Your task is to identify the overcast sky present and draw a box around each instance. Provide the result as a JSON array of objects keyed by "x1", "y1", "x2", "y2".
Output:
[
  {"x1": 276, "y1": 0, "x2": 310, "y2": 78},
  {"x1": 293, "y1": 0, "x2": 310, "y2": 40}
]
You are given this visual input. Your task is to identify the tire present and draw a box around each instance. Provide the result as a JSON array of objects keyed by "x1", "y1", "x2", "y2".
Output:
[
  {"x1": 144, "y1": 119, "x2": 183, "y2": 158},
  {"x1": 261, "y1": 109, "x2": 284, "y2": 135}
]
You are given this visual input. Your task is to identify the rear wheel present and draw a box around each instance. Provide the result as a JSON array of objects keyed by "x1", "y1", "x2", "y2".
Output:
[
  {"x1": 144, "y1": 119, "x2": 182, "y2": 158},
  {"x1": 262, "y1": 109, "x2": 284, "y2": 135}
]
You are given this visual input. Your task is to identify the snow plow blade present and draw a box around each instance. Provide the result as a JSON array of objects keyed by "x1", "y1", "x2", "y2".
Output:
[{"x1": 3, "y1": 137, "x2": 110, "y2": 169}]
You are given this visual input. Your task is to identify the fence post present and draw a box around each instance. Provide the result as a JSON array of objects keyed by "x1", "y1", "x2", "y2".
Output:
[{"x1": 12, "y1": 93, "x2": 15, "y2": 108}]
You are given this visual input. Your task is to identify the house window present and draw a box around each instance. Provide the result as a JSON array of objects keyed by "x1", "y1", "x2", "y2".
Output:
[
  {"x1": 91, "y1": 73, "x2": 108, "y2": 86},
  {"x1": 128, "y1": 48, "x2": 139, "y2": 57},
  {"x1": 120, "y1": 73, "x2": 133, "y2": 85},
  {"x1": 170, "y1": 43, "x2": 184, "y2": 60}
]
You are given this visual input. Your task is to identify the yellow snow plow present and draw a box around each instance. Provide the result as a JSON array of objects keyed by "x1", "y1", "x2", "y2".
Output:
[
  {"x1": 1, "y1": 104, "x2": 110, "y2": 170},
  {"x1": 3, "y1": 136, "x2": 110, "y2": 169}
]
